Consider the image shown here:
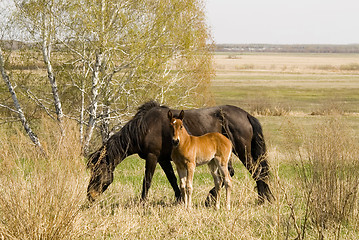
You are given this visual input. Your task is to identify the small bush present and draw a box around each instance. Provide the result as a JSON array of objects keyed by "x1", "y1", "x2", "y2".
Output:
[
  {"x1": 339, "y1": 63, "x2": 359, "y2": 71},
  {"x1": 310, "y1": 102, "x2": 346, "y2": 116},
  {"x1": 311, "y1": 64, "x2": 337, "y2": 71},
  {"x1": 298, "y1": 118, "x2": 359, "y2": 239},
  {"x1": 249, "y1": 98, "x2": 291, "y2": 116},
  {"x1": 0, "y1": 120, "x2": 87, "y2": 240}
]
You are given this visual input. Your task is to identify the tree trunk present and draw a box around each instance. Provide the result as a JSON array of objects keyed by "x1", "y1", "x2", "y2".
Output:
[
  {"x1": 83, "y1": 51, "x2": 103, "y2": 154},
  {"x1": 100, "y1": 104, "x2": 110, "y2": 144},
  {"x1": 42, "y1": 14, "x2": 64, "y2": 134},
  {"x1": 0, "y1": 47, "x2": 46, "y2": 156},
  {"x1": 80, "y1": 78, "x2": 85, "y2": 145}
]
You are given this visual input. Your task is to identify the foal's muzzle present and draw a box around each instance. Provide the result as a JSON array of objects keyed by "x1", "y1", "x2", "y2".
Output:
[{"x1": 172, "y1": 139, "x2": 179, "y2": 147}]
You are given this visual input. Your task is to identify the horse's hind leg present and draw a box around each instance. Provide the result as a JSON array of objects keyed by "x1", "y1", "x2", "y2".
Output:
[{"x1": 205, "y1": 159, "x2": 234, "y2": 207}]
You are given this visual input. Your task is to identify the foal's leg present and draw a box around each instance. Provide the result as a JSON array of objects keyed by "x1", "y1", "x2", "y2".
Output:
[
  {"x1": 208, "y1": 160, "x2": 221, "y2": 209},
  {"x1": 218, "y1": 158, "x2": 232, "y2": 210},
  {"x1": 176, "y1": 166, "x2": 188, "y2": 208},
  {"x1": 205, "y1": 159, "x2": 234, "y2": 207},
  {"x1": 186, "y1": 163, "x2": 195, "y2": 209}
]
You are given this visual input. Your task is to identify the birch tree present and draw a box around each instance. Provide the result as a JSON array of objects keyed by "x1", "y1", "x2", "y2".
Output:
[
  {"x1": 62, "y1": 0, "x2": 213, "y2": 153},
  {"x1": 0, "y1": 47, "x2": 45, "y2": 155},
  {"x1": 13, "y1": 0, "x2": 66, "y2": 133},
  {"x1": 0, "y1": 1, "x2": 45, "y2": 155},
  {"x1": 3, "y1": 0, "x2": 213, "y2": 154}
]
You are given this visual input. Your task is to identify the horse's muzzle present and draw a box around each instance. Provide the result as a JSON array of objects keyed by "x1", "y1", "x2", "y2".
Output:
[{"x1": 172, "y1": 139, "x2": 179, "y2": 147}]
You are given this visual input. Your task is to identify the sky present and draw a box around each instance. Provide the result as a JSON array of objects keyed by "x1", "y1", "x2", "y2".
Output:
[{"x1": 206, "y1": 0, "x2": 359, "y2": 44}]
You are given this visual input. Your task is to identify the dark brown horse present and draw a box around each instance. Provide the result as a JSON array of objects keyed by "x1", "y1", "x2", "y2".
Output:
[{"x1": 87, "y1": 101, "x2": 274, "y2": 204}]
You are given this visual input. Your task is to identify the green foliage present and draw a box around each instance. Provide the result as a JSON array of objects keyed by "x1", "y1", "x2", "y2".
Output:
[{"x1": 1, "y1": 0, "x2": 213, "y2": 149}]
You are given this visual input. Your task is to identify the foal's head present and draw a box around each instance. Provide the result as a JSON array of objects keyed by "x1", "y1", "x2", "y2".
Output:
[{"x1": 168, "y1": 110, "x2": 185, "y2": 147}]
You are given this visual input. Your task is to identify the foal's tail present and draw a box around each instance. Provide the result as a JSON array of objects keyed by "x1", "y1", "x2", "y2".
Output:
[{"x1": 247, "y1": 114, "x2": 275, "y2": 203}]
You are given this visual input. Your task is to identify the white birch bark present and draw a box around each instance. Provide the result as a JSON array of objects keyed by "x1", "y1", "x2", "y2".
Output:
[
  {"x1": 83, "y1": 52, "x2": 103, "y2": 154},
  {"x1": 41, "y1": 13, "x2": 64, "y2": 134},
  {"x1": 100, "y1": 104, "x2": 110, "y2": 144},
  {"x1": 0, "y1": 47, "x2": 46, "y2": 156}
]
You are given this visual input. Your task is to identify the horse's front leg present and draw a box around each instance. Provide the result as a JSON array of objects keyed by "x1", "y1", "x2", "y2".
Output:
[
  {"x1": 158, "y1": 159, "x2": 181, "y2": 202},
  {"x1": 141, "y1": 153, "x2": 158, "y2": 202}
]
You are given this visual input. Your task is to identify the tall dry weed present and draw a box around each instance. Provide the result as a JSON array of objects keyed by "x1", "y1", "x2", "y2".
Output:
[
  {"x1": 298, "y1": 118, "x2": 359, "y2": 239},
  {"x1": 0, "y1": 119, "x2": 88, "y2": 239},
  {"x1": 249, "y1": 98, "x2": 291, "y2": 116},
  {"x1": 1, "y1": 115, "x2": 359, "y2": 239}
]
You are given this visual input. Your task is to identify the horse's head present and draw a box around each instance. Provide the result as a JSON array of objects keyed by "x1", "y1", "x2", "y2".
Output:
[
  {"x1": 168, "y1": 110, "x2": 185, "y2": 148},
  {"x1": 86, "y1": 146, "x2": 113, "y2": 202}
]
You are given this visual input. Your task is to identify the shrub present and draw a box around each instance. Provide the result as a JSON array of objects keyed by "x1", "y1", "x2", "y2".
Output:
[
  {"x1": 339, "y1": 63, "x2": 359, "y2": 71},
  {"x1": 298, "y1": 118, "x2": 359, "y2": 239}
]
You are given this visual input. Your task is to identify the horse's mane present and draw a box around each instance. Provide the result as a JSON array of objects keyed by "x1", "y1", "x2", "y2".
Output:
[
  {"x1": 87, "y1": 100, "x2": 163, "y2": 169},
  {"x1": 118, "y1": 100, "x2": 163, "y2": 153}
]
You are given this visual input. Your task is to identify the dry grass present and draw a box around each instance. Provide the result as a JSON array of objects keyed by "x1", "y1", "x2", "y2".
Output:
[
  {"x1": 1, "y1": 51, "x2": 359, "y2": 238},
  {"x1": 0, "y1": 114, "x2": 358, "y2": 239},
  {"x1": 214, "y1": 53, "x2": 359, "y2": 73},
  {"x1": 212, "y1": 53, "x2": 359, "y2": 115},
  {"x1": 0, "y1": 119, "x2": 87, "y2": 239},
  {"x1": 278, "y1": 117, "x2": 359, "y2": 239}
]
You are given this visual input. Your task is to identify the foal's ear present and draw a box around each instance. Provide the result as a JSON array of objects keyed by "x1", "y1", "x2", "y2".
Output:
[
  {"x1": 167, "y1": 110, "x2": 173, "y2": 120},
  {"x1": 178, "y1": 110, "x2": 184, "y2": 120}
]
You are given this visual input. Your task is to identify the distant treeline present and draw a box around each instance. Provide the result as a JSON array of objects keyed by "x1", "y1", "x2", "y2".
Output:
[
  {"x1": 3, "y1": 40, "x2": 359, "y2": 54},
  {"x1": 215, "y1": 44, "x2": 359, "y2": 53}
]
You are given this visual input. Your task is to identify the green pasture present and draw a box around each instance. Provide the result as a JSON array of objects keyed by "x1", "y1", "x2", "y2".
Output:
[
  {"x1": 212, "y1": 73, "x2": 359, "y2": 113},
  {"x1": 110, "y1": 53, "x2": 359, "y2": 206},
  {"x1": 105, "y1": 54, "x2": 359, "y2": 238}
]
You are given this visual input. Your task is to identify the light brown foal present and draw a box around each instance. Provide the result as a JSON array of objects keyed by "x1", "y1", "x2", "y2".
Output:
[{"x1": 168, "y1": 110, "x2": 233, "y2": 210}]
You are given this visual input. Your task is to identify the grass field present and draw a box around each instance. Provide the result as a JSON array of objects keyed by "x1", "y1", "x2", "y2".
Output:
[
  {"x1": 1, "y1": 53, "x2": 359, "y2": 239},
  {"x1": 211, "y1": 52, "x2": 359, "y2": 148},
  {"x1": 212, "y1": 53, "x2": 359, "y2": 113}
]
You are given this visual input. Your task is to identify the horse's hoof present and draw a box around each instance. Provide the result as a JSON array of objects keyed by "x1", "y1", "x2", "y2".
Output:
[{"x1": 205, "y1": 195, "x2": 215, "y2": 207}]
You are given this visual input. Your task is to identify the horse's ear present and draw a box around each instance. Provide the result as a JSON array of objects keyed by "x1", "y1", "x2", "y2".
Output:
[
  {"x1": 179, "y1": 110, "x2": 184, "y2": 120},
  {"x1": 168, "y1": 110, "x2": 173, "y2": 120}
]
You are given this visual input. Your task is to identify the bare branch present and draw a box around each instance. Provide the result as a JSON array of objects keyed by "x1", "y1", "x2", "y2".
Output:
[
  {"x1": 0, "y1": 46, "x2": 46, "y2": 156},
  {"x1": 0, "y1": 103, "x2": 19, "y2": 114}
]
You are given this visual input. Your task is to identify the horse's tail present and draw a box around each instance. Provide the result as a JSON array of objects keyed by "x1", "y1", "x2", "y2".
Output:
[
  {"x1": 247, "y1": 114, "x2": 275, "y2": 203},
  {"x1": 218, "y1": 111, "x2": 235, "y2": 177},
  {"x1": 247, "y1": 114, "x2": 267, "y2": 162}
]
